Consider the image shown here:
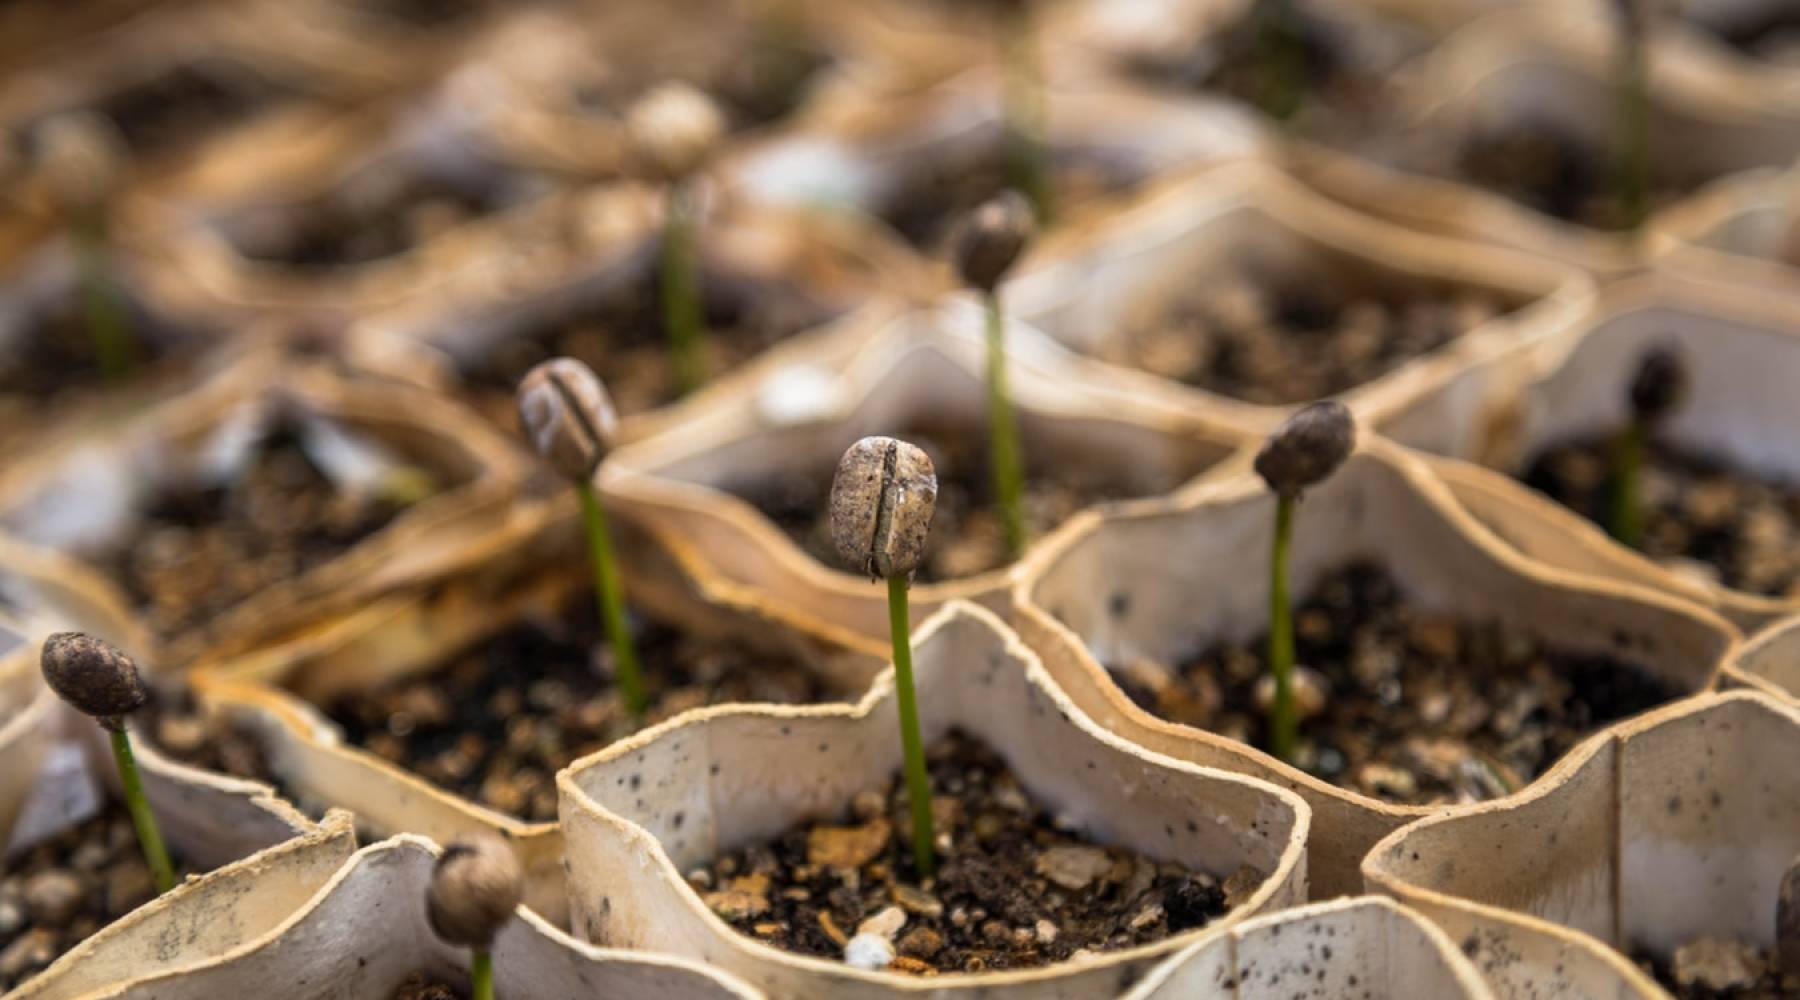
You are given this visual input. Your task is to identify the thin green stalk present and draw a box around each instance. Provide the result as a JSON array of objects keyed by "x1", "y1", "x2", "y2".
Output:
[
  {"x1": 1609, "y1": 420, "x2": 1646, "y2": 548},
  {"x1": 471, "y1": 949, "x2": 494, "y2": 1000},
  {"x1": 111, "y1": 728, "x2": 174, "y2": 894},
  {"x1": 887, "y1": 574, "x2": 935, "y2": 880},
  {"x1": 1001, "y1": 9, "x2": 1054, "y2": 226},
  {"x1": 76, "y1": 218, "x2": 132, "y2": 380},
  {"x1": 1267, "y1": 494, "x2": 1298, "y2": 762},
  {"x1": 579, "y1": 481, "x2": 647, "y2": 717},
  {"x1": 984, "y1": 291, "x2": 1027, "y2": 560},
  {"x1": 1254, "y1": 0, "x2": 1304, "y2": 124},
  {"x1": 1613, "y1": 36, "x2": 1649, "y2": 232},
  {"x1": 660, "y1": 186, "x2": 705, "y2": 395}
]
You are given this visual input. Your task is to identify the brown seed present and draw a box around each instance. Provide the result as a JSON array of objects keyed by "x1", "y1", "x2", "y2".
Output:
[
  {"x1": 516, "y1": 358, "x2": 618, "y2": 483},
  {"x1": 1254, "y1": 400, "x2": 1356, "y2": 499},
  {"x1": 1778, "y1": 855, "x2": 1800, "y2": 978},
  {"x1": 1628, "y1": 346, "x2": 1687, "y2": 426},
  {"x1": 625, "y1": 82, "x2": 725, "y2": 182},
  {"x1": 35, "y1": 112, "x2": 125, "y2": 221},
  {"x1": 829, "y1": 436, "x2": 937, "y2": 580},
  {"x1": 953, "y1": 190, "x2": 1036, "y2": 293},
  {"x1": 40, "y1": 632, "x2": 146, "y2": 731},
  {"x1": 427, "y1": 832, "x2": 524, "y2": 950}
]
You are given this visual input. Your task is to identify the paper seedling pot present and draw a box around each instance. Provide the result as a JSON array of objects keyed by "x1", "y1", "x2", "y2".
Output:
[
  {"x1": 1007, "y1": 160, "x2": 1590, "y2": 435},
  {"x1": 1654, "y1": 164, "x2": 1800, "y2": 294},
  {"x1": 1365, "y1": 691, "x2": 1800, "y2": 999},
  {"x1": 1286, "y1": 5, "x2": 1800, "y2": 275},
  {"x1": 558, "y1": 602, "x2": 1309, "y2": 999},
  {"x1": 1392, "y1": 271, "x2": 1800, "y2": 630},
  {"x1": 1011, "y1": 435, "x2": 1738, "y2": 898},
  {"x1": 1118, "y1": 895, "x2": 1494, "y2": 1000},
  {"x1": 81, "y1": 834, "x2": 764, "y2": 1000},
  {"x1": 0, "y1": 351, "x2": 526, "y2": 666},
  {"x1": 602, "y1": 301, "x2": 1250, "y2": 657},
  {"x1": 1724, "y1": 611, "x2": 1800, "y2": 700}
]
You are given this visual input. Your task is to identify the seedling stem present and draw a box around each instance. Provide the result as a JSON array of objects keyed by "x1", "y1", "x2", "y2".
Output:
[
  {"x1": 1001, "y1": 9, "x2": 1054, "y2": 225},
  {"x1": 1614, "y1": 24, "x2": 1650, "y2": 231},
  {"x1": 1267, "y1": 493, "x2": 1298, "y2": 761},
  {"x1": 112, "y1": 727, "x2": 175, "y2": 893},
  {"x1": 1608, "y1": 420, "x2": 1646, "y2": 547},
  {"x1": 471, "y1": 949, "x2": 495, "y2": 1000},
  {"x1": 580, "y1": 480, "x2": 647, "y2": 717},
  {"x1": 661, "y1": 186, "x2": 705, "y2": 394},
  {"x1": 76, "y1": 217, "x2": 132, "y2": 380},
  {"x1": 887, "y1": 573, "x2": 935, "y2": 879},
  {"x1": 984, "y1": 291, "x2": 1027, "y2": 559}
]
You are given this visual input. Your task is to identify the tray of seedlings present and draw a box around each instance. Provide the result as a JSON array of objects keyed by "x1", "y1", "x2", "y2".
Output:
[{"x1": 8, "y1": 0, "x2": 1800, "y2": 997}]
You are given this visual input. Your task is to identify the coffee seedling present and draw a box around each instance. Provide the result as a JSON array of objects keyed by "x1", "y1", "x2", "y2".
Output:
[
  {"x1": 830, "y1": 435, "x2": 939, "y2": 877},
  {"x1": 38, "y1": 112, "x2": 134, "y2": 379},
  {"x1": 517, "y1": 358, "x2": 647, "y2": 717},
  {"x1": 1253, "y1": 401, "x2": 1354, "y2": 762},
  {"x1": 427, "y1": 832, "x2": 524, "y2": 1000},
  {"x1": 40, "y1": 632, "x2": 174, "y2": 893},
  {"x1": 626, "y1": 83, "x2": 726, "y2": 396},
  {"x1": 1610, "y1": 345, "x2": 1686, "y2": 547},
  {"x1": 1610, "y1": 0, "x2": 1651, "y2": 231},
  {"x1": 953, "y1": 191, "x2": 1036, "y2": 561}
]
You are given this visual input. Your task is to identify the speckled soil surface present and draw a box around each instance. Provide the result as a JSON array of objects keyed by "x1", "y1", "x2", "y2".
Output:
[
  {"x1": 1450, "y1": 121, "x2": 1690, "y2": 231},
  {"x1": 391, "y1": 971, "x2": 465, "y2": 999},
  {"x1": 1635, "y1": 938, "x2": 1799, "y2": 999}
]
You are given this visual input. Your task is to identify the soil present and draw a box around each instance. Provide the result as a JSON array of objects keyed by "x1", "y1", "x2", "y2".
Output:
[
  {"x1": 1104, "y1": 561, "x2": 1683, "y2": 806},
  {"x1": 690, "y1": 728, "x2": 1250, "y2": 974},
  {"x1": 459, "y1": 256, "x2": 838, "y2": 423},
  {"x1": 63, "y1": 58, "x2": 297, "y2": 158},
  {"x1": 1449, "y1": 119, "x2": 1690, "y2": 231},
  {"x1": 1522, "y1": 434, "x2": 1800, "y2": 598},
  {"x1": 95, "y1": 420, "x2": 430, "y2": 642},
  {"x1": 1635, "y1": 938, "x2": 1799, "y2": 999},
  {"x1": 1096, "y1": 264, "x2": 1509, "y2": 406},
  {"x1": 0, "y1": 288, "x2": 183, "y2": 451},
  {"x1": 1696, "y1": 8, "x2": 1800, "y2": 61},
  {"x1": 229, "y1": 173, "x2": 525, "y2": 269},
  {"x1": 323, "y1": 587, "x2": 834, "y2": 822},
  {"x1": 137, "y1": 685, "x2": 281, "y2": 789},
  {"x1": 880, "y1": 145, "x2": 1136, "y2": 252},
  {"x1": 734, "y1": 420, "x2": 1194, "y2": 583},
  {"x1": 392, "y1": 971, "x2": 465, "y2": 999},
  {"x1": 0, "y1": 803, "x2": 190, "y2": 991}
]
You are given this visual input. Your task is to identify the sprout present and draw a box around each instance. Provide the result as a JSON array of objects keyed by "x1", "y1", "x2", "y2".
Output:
[
  {"x1": 953, "y1": 191, "x2": 1036, "y2": 561},
  {"x1": 517, "y1": 359, "x2": 646, "y2": 718},
  {"x1": 427, "y1": 832, "x2": 524, "y2": 1000},
  {"x1": 1610, "y1": 346, "x2": 1687, "y2": 547},
  {"x1": 1253, "y1": 401, "x2": 1354, "y2": 763},
  {"x1": 40, "y1": 632, "x2": 174, "y2": 893},
  {"x1": 830, "y1": 436, "x2": 938, "y2": 877},
  {"x1": 36, "y1": 112, "x2": 133, "y2": 380},
  {"x1": 1610, "y1": 0, "x2": 1651, "y2": 231},
  {"x1": 626, "y1": 83, "x2": 726, "y2": 396}
]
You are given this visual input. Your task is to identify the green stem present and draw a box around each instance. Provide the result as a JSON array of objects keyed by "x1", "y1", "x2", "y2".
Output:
[
  {"x1": 76, "y1": 218, "x2": 133, "y2": 381},
  {"x1": 579, "y1": 481, "x2": 647, "y2": 718},
  {"x1": 1254, "y1": 0, "x2": 1304, "y2": 124},
  {"x1": 111, "y1": 728, "x2": 175, "y2": 894},
  {"x1": 471, "y1": 949, "x2": 494, "y2": 1000},
  {"x1": 1609, "y1": 420, "x2": 1646, "y2": 548},
  {"x1": 1267, "y1": 493, "x2": 1298, "y2": 762},
  {"x1": 1001, "y1": 9, "x2": 1054, "y2": 226},
  {"x1": 660, "y1": 186, "x2": 706, "y2": 395},
  {"x1": 1614, "y1": 34, "x2": 1649, "y2": 232},
  {"x1": 887, "y1": 574, "x2": 935, "y2": 880},
  {"x1": 984, "y1": 292, "x2": 1027, "y2": 561}
]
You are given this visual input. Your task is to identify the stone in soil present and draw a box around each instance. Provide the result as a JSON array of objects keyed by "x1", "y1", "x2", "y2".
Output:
[
  {"x1": 1636, "y1": 936, "x2": 1800, "y2": 999},
  {"x1": 460, "y1": 258, "x2": 837, "y2": 424},
  {"x1": 1446, "y1": 118, "x2": 1692, "y2": 231},
  {"x1": 734, "y1": 420, "x2": 1203, "y2": 583},
  {"x1": 1096, "y1": 263, "x2": 1509, "y2": 406},
  {"x1": 0, "y1": 803, "x2": 191, "y2": 992},
  {"x1": 95, "y1": 419, "x2": 432, "y2": 642},
  {"x1": 1104, "y1": 561, "x2": 1683, "y2": 805},
  {"x1": 688, "y1": 728, "x2": 1247, "y2": 974},
  {"x1": 1523, "y1": 434, "x2": 1800, "y2": 598},
  {"x1": 391, "y1": 970, "x2": 466, "y2": 999},
  {"x1": 323, "y1": 588, "x2": 833, "y2": 822}
]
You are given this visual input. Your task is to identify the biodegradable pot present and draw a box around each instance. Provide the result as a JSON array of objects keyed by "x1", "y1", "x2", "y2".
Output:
[
  {"x1": 1390, "y1": 271, "x2": 1800, "y2": 631},
  {"x1": 0, "y1": 352, "x2": 526, "y2": 665},
  {"x1": 1365, "y1": 691, "x2": 1800, "y2": 999},
  {"x1": 1009, "y1": 435, "x2": 1738, "y2": 898},
  {"x1": 1118, "y1": 895, "x2": 1494, "y2": 1000},
  {"x1": 85, "y1": 834, "x2": 764, "y2": 1000},
  {"x1": 1284, "y1": 5, "x2": 1800, "y2": 275},
  {"x1": 1654, "y1": 163, "x2": 1800, "y2": 294},
  {"x1": 602, "y1": 301, "x2": 1250, "y2": 657},
  {"x1": 1724, "y1": 610, "x2": 1800, "y2": 700},
  {"x1": 558, "y1": 601, "x2": 1310, "y2": 998},
  {"x1": 1007, "y1": 159, "x2": 1591, "y2": 435}
]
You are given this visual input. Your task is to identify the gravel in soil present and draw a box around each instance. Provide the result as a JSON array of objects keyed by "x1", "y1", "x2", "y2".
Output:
[
  {"x1": 734, "y1": 420, "x2": 1197, "y2": 583},
  {"x1": 1448, "y1": 119, "x2": 1690, "y2": 231},
  {"x1": 0, "y1": 803, "x2": 190, "y2": 991},
  {"x1": 324, "y1": 588, "x2": 833, "y2": 822},
  {"x1": 1096, "y1": 264, "x2": 1508, "y2": 406},
  {"x1": 1104, "y1": 561, "x2": 1683, "y2": 806},
  {"x1": 689, "y1": 728, "x2": 1255, "y2": 974},
  {"x1": 1523, "y1": 434, "x2": 1800, "y2": 598},
  {"x1": 229, "y1": 173, "x2": 529, "y2": 269},
  {"x1": 460, "y1": 257, "x2": 837, "y2": 424},
  {"x1": 95, "y1": 420, "x2": 429, "y2": 642},
  {"x1": 392, "y1": 971, "x2": 465, "y2": 999},
  {"x1": 1636, "y1": 937, "x2": 1799, "y2": 999}
]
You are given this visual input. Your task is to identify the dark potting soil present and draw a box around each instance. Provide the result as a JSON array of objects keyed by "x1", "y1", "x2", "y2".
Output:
[
  {"x1": 229, "y1": 174, "x2": 525, "y2": 269},
  {"x1": 324, "y1": 588, "x2": 833, "y2": 822},
  {"x1": 460, "y1": 257, "x2": 837, "y2": 424},
  {"x1": 392, "y1": 971, "x2": 466, "y2": 999},
  {"x1": 0, "y1": 289, "x2": 182, "y2": 451},
  {"x1": 1451, "y1": 119, "x2": 1690, "y2": 232},
  {"x1": 0, "y1": 803, "x2": 191, "y2": 991},
  {"x1": 1695, "y1": 7, "x2": 1800, "y2": 61},
  {"x1": 96, "y1": 423, "x2": 428, "y2": 641},
  {"x1": 880, "y1": 146, "x2": 1136, "y2": 252},
  {"x1": 691, "y1": 728, "x2": 1252, "y2": 974},
  {"x1": 1523, "y1": 434, "x2": 1800, "y2": 598},
  {"x1": 1105, "y1": 561, "x2": 1682, "y2": 806},
  {"x1": 137, "y1": 686, "x2": 282, "y2": 791},
  {"x1": 67, "y1": 59, "x2": 298, "y2": 158},
  {"x1": 734, "y1": 421, "x2": 1191, "y2": 583},
  {"x1": 1096, "y1": 265, "x2": 1509, "y2": 406},
  {"x1": 1635, "y1": 939, "x2": 1799, "y2": 999}
]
